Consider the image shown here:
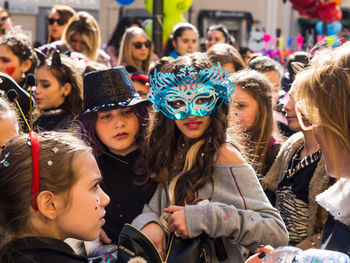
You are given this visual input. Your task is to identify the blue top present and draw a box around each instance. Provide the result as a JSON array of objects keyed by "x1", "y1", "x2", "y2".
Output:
[{"x1": 169, "y1": 49, "x2": 180, "y2": 59}]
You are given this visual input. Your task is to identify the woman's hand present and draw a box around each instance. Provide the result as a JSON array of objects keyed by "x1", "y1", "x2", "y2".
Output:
[
  {"x1": 141, "y1": 223, "x2": 166, "y2": 260},
  {"x1": 245, "y1": 245, "x2": 274, "y2": 263},
  {"x1": 164, "y1": 205, "x2": 188, "y2": 239}
]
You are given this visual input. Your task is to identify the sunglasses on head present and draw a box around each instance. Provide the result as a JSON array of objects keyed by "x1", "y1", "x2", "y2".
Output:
[
  {"x1": 48, "y1": 18, "x2": 66, "y2": 26},
  {"x1": 133, "y1": 40, "x2": 152, "y2": 49}
]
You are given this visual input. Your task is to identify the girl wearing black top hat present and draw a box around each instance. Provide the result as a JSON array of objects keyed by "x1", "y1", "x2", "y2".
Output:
[{"x1": 78, "y1": 67, "x2": 156, "y2": 246}]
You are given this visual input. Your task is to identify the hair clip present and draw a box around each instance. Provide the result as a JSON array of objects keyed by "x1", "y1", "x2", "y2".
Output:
[
  {"x1": 51, "y1": 147, "x2": 59, "y2": 153},
  {"x1": 0, "y1": 152, "x2": 10, "y2": 167}
]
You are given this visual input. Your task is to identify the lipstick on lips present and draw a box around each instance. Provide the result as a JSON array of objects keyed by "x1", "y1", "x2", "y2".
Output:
[{"x1": 184, "y1": 121, "x2": 202, "y2": 130}]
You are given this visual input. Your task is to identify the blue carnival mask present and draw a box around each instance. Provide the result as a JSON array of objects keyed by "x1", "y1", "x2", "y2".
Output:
[{"x1": 148, "y1": 63, "x2": 235, "y2": 120}]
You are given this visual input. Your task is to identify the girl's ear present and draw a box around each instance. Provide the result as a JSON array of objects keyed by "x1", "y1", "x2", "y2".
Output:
[
  {"x1": 20, "y1": 59, "x2": 32, "y2": 74},
  {"x1": 62, "y1": 83, "x2": 72, "y2": 97},
  {"x1": 172, "y1": 39, "x2": 177, "y2": 50},
  {"x1": 36, "y1": 190, "x2": 58, "y2": 220}
]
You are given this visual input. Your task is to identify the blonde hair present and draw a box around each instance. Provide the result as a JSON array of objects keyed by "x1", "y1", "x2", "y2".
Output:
[
  {"x1": 293, "y1": 43, "x2": 350, "y2": 177},
  {"x1": 117, "y1": 27, "x2": 153, "y2": 73},
  {"x1": 63, "y1": 11, "x2": 101, "y2": 61},
  {"x1": 0, "y1": 132, "x2": 91, "y2": 245}
]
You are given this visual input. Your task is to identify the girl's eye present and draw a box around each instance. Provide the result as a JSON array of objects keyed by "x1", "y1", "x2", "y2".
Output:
[
  {"x1": 197, "y1": 97, "x2": 211, "y2": 105},
  {"x1": 169, "y1": 100, "x2": 185, "y2": 108},
  {"x1": 99, "y1": 113, "x2": 112, "y2": 119},
  {"x1": 236, "y1": 103, "x2": 245, "y2": 109},
  {"x1": 42, "y1": 84, "x2": 50, "y2": 89},
  {"x1": 1, "y1": 58, "x2": 10, "y2": 63},
  {"x1": 122, "y1": 108, "x2": 133, "y2": 115},
  {"x1": 92, "y1": 182, "x2": 101, "y2": 190}
]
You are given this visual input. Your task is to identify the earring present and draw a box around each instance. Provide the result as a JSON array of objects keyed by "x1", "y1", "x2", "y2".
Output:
[{"x1": 21, "y1": 72, "x2": 26, "y2": 79}]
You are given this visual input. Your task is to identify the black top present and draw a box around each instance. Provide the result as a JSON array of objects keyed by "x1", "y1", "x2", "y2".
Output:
[
  {"x1": 276, "y1": 148, "x2": 322, "y2": 245},
  {"x1": 0, "y1": 236, "x2": 88, "y2": 263},
  {"x1": 322, "y1": 215, "x2": 350, "y2": 257},
  {"x1": 98, "y1": 149, "x2": 157, "y2": 244},
  {"x1": 34, "y1": 107, "x2": 75, "y2": 131}
]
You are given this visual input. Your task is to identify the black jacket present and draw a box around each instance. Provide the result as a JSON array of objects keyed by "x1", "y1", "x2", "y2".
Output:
[{"x1": 1, "y1": 237, "x2": 88, "y2": 263}]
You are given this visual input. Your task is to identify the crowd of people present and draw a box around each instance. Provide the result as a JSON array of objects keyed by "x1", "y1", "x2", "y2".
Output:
[{"x1": 0, "y1": 4, "x2": 349, "y2": 263}]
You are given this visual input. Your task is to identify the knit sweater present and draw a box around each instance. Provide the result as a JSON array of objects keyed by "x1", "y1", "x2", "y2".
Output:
[
  {"x1": 262, "y1": 132, "x2": 335, "y2": 249},
  {"x1": 132, "y1": 163, "x2": 288, "y2": 263}
]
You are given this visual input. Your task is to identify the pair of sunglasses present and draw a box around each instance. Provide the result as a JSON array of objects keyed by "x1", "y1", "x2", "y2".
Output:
[
  {"x1": 48, "y1": 18, "x2": 66, "y2": 26},
  {"x1": 0, "y1": 16, "x2": 8, "y2": 22},
  {"x1": 133, "y1": 40, "x2": 152, "y2": 49}
]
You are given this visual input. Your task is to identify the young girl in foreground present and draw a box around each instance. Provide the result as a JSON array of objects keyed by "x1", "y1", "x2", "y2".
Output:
[
  {"x1": 132, "y1": 53, "x2": 288, "y2": 262},
  {"x1": 0, "y1": 131, "x2": 110, "y2": 262}
]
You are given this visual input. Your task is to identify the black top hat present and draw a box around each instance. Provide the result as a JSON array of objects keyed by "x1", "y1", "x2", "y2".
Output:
[
  {"x1": 83, "y1": 66, "x2": 146, "y2": 113},
  {"x1": 0, "y1": 72, "x2": 34, "y2": 116}
]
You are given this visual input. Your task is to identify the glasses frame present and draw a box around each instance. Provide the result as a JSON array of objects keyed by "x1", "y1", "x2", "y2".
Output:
[
  {"x1": 48, "y1": 18, "x2": 66, "y2": 26},
  {"x1": 132, "y1": 40, "x2": 152, "y2": 49}
]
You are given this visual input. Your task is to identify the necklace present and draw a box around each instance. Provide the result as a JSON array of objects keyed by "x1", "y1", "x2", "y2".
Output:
[{"x1": 286, "y1": 148, "x2": 322, "y2": 179}]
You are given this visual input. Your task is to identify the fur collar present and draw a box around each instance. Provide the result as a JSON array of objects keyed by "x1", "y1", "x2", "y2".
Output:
[{"x1": 317, "y1": 178, "x2": 350, "y2": 225}]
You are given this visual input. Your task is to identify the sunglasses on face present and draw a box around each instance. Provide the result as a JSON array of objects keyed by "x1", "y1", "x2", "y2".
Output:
[
  {"x1": 48, "y1": 18, "x2": 66, "y2": 26},
  {"x1": 132, "y1": 40, "x2": 152, "y2": 49},
  {"x1": 0, "y1": 16, "x2": 8, "y2": 22}
]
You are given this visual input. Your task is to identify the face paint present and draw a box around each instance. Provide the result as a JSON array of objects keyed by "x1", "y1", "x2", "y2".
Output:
[
  {"x1": 5, "y1": 66, "x2": 15, "y2": 76},
  {"x1": 148, "y1": 63, "x2": 234, "y2": 120}
]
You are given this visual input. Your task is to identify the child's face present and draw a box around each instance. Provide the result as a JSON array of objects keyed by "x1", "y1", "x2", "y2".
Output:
[
  {"x1": 133, "y1": 80, "x2": 149, "y2": 99},
  {"x1": 173, "y1": 29, "x2": 197, "y2": 56},
  {"x1": 55, "y1": 151, "x2": 110, "y2": 241},
  {"x1": 35, "y1": 66, "x2": 69, "y2": 110},
  {"x1": 96, "y1": 107, "x2": 139, "y2": 156},
  {"x1": 175, "y1": 115, "x2": 211, "y2": 140},
  {"x1": 232, "y1": 86, "x2": 258, "y2": 131},
  {"x1": 0, "y1": 44, "x2": 27, "y2": 83}
]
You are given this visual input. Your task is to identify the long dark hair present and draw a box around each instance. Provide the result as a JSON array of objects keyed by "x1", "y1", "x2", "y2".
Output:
[
  {"x1": 78, "y1": 101, "x2": 150, "y2": 177},
  {"x1": 147, "y1": 53, "x2": 229, "y2": 205}
]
